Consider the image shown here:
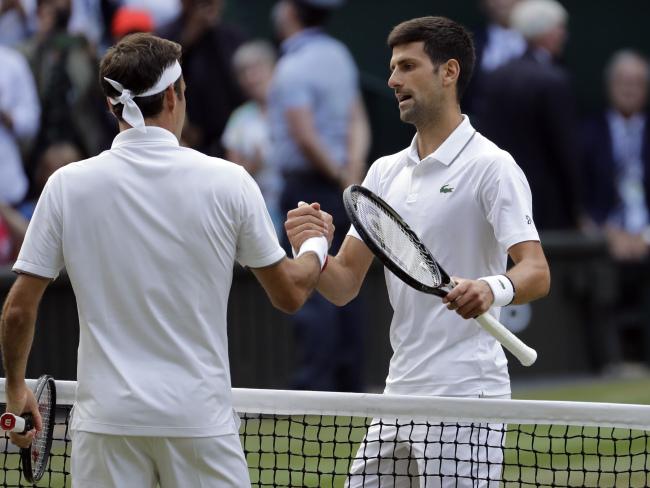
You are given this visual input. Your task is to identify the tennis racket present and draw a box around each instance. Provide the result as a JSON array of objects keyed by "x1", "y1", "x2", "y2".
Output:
[
  {"x1": 342, "y1": 184, "x2": 537, "y2": 367},
  {"x1": 0, "y1": 375, "x2": 56, "y2": 483}
]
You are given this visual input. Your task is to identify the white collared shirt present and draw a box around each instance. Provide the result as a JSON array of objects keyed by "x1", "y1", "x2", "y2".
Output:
[
  {"x1": 349, "y1": 116, "x2": 539, "y2": 396},
  {"x1": 14, "y1": 126, "x2": 285, "y2": 436}
]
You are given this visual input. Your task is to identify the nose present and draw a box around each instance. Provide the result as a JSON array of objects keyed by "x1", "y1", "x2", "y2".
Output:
[{"x1": 388, "y1": 70, "x2": 401, "y2": 89}]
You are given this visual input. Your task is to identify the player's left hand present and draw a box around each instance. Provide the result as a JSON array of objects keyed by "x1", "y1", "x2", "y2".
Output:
[{"x1": 442, "y1": 277, "x2": 494, "y2": 319}]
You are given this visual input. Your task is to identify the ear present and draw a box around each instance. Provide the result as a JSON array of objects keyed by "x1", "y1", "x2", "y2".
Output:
[
  {"x1": 441, "y1": 59, "x2": 461, "y2": 88},
  {"x1": 165, "y1": 84, "x2": 177, "y2": 112}
]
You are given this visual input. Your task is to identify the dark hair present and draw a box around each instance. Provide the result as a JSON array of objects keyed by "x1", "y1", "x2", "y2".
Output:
[
  {"x1": 99, "y1": 33, "x2": 183, "y2": 121},
  {"x1": 291, "y1": 0, "x2": 331, "y2": 28},
  {"x1": 387, "y1": 16, "x2": 475, "y2": 102}
]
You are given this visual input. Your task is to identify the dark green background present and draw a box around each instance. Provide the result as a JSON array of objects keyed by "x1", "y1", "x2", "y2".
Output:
[{"x1": 224, "y1": 0, "x2": 650, "y2": 160}]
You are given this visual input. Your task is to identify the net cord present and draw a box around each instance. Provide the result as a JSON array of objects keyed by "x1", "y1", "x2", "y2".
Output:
[{"x1": 2, "y1": 379, "x2": 650, "y2": 431}]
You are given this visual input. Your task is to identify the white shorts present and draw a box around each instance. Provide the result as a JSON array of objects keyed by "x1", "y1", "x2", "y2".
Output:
[
  {"x1": 345, "y1": 395, "x2": 509, "y2": 488},
  {"x1": 71, "y1": 432, "x2": 250, "y2": 488}
]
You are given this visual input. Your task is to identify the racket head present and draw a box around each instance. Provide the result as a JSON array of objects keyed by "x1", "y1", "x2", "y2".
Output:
[
  {"x1": 20, "y1": 375, "x2": 56, "y2": 483},
  {"x1": 343, "y1": 185, "x2": 451, "y2": 296}
]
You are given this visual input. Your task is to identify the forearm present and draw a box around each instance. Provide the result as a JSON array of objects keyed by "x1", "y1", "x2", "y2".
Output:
[
  {"x1": 346, "y1": 97, "x2": 371, "y2": 184},
  {"x1": 317, "y1": 253, "x2": 363, "y2": 306},
  {"x1": 506, "y1": 259, "x2": 550, "y2": 304},
  {"x1": 297, "y1": 135, "x2": 341, "y2": 182},
  {"x1": 1, "y1": 293, "x2": 37, "y2": 387}
]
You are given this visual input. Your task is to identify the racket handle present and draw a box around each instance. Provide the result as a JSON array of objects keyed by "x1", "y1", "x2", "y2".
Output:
[
  {"x1": 475, "y1": 313, "x2": 537, "y2": 367},
  {"x1": 0, "y1": 412, "x2": 32, "y2": 434}
]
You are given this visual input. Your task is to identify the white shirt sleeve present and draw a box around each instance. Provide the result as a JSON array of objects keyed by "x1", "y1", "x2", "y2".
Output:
[
  {"x1": 479, "y1": 154, "x2": 540, "y2": 251},
  {"x1": 13, "y1": 172, "x2": 64, "y2": 278},
  {"x1": 235, "y1": 169, "x2": 286, "y2": 268}
]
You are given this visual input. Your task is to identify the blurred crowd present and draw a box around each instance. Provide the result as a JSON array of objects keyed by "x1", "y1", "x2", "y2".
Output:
[{"x1": 1, "y1": 0, "x2": 649, "y2": 380}]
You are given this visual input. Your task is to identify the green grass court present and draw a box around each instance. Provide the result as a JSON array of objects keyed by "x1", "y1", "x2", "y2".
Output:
[{"x1": 2, "y1": 377, "x2": 650, "y2": 487}]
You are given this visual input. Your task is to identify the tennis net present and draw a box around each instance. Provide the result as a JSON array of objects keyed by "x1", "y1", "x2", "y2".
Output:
[{"x1": 2, "y1": 379, "x2": 650, "y2": 487}]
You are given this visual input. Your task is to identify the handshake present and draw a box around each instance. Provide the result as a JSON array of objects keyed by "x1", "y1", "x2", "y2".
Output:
[{"x1": 285, "y1": 202, "x2": 335, "y2": 270}]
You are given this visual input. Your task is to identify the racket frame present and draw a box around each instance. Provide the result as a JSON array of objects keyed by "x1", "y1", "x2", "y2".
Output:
[
  {"x1": 20, "y1": 374, "x2": 56, "y2": 483},
  {"x1": 343, "y1": 185, "x2": 451, "y2": 297}
]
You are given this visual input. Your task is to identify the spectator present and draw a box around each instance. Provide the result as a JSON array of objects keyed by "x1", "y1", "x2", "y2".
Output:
[
  {"x1": 158, "y1": 0, "x2": 246, "y2": 156},
  {"x1": 122, "y1": 0, "x2": 180, "y2": 29},
  {"x1": 110, "y1": 5, "x2": 154, "y2": 40},
  {"x1": 0, "y1": 45, "x2": 40, "y2": 206},
  {"x1": 464, "y1": 0, "x2": 525, "y2": 115},
  {"x1": 582, "y1": 50, "x2": 650, "y2": 375},
  {"x1": 222, "y1": 40, "x2": 283, "y2": 235},
  {"x1": 0, "y1": 0, "x2": 37, "y2": 47},
  {"x1": 269, "y1": 0, "x2": 371, "y2": 392},
  {"x1": 477, "y1": 0, "x2": 582, "y2": 230},
  {"x1": 18, "y1": 142, "x2": 82, "y2": 220},
  {"x1": 20, "y1": 0, "x2": 114, "y2": 162},
  {"x1": 0, "y1": 204, "x2": 28, "y2": 265}
]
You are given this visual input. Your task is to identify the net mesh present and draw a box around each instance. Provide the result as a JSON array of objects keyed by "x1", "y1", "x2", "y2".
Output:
[
  {"x1": 2, "y1": 381, "x2": 650, "y2": 487},
  {"x1": 353, "y1": 191, "x2": 442, "y2": 288}
]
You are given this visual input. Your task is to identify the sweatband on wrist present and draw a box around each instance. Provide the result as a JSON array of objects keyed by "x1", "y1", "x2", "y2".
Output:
[
  {"x1": 296, "y1": 236, "x2": 328, "y2": 270},
  {"x1": 479, "y1": 274, "x2": 515, "y2": 307}
]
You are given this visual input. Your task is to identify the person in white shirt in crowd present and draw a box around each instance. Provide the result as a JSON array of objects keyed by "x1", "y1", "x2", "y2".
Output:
[
  {"x1": 0, "y1": 44, "x2": 40, "y2": 206},
  {"x1": 1, "y1": 32, "x2": 331, "y2": 487},
  {"x1": 222, "y1": 40, "x2": 283, "y2": 236},
  {"x1": 0, "y1": 0, "x2": 37, "y2": 46},
  {"x1": 286, "y1": 16, "x2": 550, "y2": 486}
]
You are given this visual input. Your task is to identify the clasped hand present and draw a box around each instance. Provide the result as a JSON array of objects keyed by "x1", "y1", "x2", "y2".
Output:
[{"x1": 284, "y1": 202, "x2": 335, "y2": 253}]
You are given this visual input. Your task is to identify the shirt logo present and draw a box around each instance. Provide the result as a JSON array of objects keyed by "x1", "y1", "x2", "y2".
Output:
[
  {"x1": 525, "y1": 215, "x2": 532, "y2": 225},
  {"x1": 440, "y1": 184, "x2": 454, "y2": 194}
]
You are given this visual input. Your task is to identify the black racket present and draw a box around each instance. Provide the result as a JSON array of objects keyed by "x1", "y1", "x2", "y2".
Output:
[
  {"x1": 343, "y1": 184, "x2": 537, "y2": 366},
  {"x1": 0, "y1": 375, "x2": 56, "y2": 483}
]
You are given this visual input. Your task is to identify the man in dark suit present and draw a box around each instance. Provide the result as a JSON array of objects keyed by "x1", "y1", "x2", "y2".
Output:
[
  {"x1": 464, "y1": 0, "x2": 525, "y2": 116},
  {"x1": 477, "y1": 0, "x2": 582, "y2": 230},
  {"x1": 582, "y1": 50, "x2": 650, "y2": 375}
]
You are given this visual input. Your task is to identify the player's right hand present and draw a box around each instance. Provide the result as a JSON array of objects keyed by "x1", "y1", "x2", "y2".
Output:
[
  {"x1": 4, "y1": 382, "x2": 41, "y2": 449},
  {"x1": 285, "y1": 202, "x2": 334, "y2": 252}
]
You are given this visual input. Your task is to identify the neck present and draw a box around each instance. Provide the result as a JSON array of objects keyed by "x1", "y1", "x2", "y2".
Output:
[
  {"x1": 118, "y1": 117, "x2": 178, "y2": 139},
  {"x1": 414, "y1": 105, "x2": 463, "y2": 159}
]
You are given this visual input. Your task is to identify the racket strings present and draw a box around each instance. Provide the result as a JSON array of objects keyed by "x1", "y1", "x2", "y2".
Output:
[{"x1": 355, "y1": 195, "x2": 443, "y2": 287}]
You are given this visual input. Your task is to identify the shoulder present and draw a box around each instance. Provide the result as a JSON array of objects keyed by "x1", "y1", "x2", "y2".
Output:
[{"x1": 468, "y1": 132, "x2": 523, "y2": 175}]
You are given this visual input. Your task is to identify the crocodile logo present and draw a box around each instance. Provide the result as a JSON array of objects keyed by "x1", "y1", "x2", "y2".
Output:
[{"x1": 440, "y1": 184, "x2": 454, "y2": 194}]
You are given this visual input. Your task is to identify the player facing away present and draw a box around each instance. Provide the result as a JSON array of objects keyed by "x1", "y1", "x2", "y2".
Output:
[
  {"x1": 285, "y1": 16, "x2": 551, "y2": 487},
  {"x1": 0, "y1": 33, "x2": 332, "y2": 487}
]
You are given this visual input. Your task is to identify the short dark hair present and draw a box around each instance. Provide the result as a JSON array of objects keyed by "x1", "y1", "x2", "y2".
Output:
[
  {"x1": 387, "y1": 16, "x2": 475, "y2": 102},
  {"x1": 99, "y1": 33, "x2": 183, "y2": 121},
  {"x1": 291, "y1": 0, "x2": 331, "y2": 28}
]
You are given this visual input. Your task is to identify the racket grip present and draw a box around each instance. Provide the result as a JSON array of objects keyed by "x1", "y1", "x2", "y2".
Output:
[
  {"x1": 0, "y1": 412, "x2": 31, "y2": 434},
  {"x1": 475, "y1": 313, "x2": 537, "y2": 366}
]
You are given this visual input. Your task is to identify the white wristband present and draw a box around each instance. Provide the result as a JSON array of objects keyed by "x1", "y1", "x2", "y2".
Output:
[
  {"x1": 478, "y1": 274, "x2": 515, "y2": 307},
  {"x1": 296, "y1": 236, "x2": 328, "y2": 270}
]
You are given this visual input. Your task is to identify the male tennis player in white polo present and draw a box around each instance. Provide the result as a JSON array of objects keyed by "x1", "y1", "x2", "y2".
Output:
[
  {"x1": 286, "y1": 16, "x2": 551, "y2": 486},
  {"x1": 1, "y1": 33, "x2": 331, "y2": 487}
]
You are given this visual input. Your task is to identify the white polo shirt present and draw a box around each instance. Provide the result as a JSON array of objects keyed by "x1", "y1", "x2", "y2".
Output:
[
  {"x1": 349, "y1": 116, "x2": 539, "y2": 397},
  {"x1": 14, "y1": 127, "x2": 286, "y2": 436}
]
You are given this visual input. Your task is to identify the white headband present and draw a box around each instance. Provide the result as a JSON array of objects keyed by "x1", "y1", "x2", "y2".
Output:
[{"x1": 104, "y1": 60, "x2": 183, "y2": 132}]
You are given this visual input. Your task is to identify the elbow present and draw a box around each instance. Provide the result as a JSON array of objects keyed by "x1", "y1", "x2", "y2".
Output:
[{"x1": 271, "y1": 289, "x2": 309, "y2": 314}]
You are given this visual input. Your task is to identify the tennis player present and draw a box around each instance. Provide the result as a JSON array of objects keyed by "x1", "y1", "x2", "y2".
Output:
[
  {"x1": 1, "y1": 33, "x2": 331, "y2": 487},
  {"x1": 286, "y1": 16, "x2": 551, "y2": 487}
]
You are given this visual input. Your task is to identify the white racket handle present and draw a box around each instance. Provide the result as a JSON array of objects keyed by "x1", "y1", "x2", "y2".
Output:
[
  {"x1": 475, "y1": 312, "x2": 537, "y2": 366},
  {"x1": 0, "y1": 412, "x2": 26, "y2": 433}
]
